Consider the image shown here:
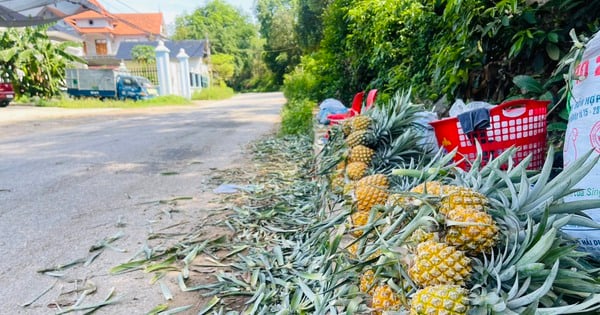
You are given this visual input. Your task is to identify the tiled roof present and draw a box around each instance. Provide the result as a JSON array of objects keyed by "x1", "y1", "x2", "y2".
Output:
[
  {"x1": 115, "y1": 40, "x2": 209, "y2": 60},
  {"x1": 65, "y1": 4, "x2": 163, "y2": 37}
]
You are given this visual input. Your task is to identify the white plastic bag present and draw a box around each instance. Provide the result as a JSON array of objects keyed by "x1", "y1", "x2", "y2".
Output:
[
  {"x1": 449, "y1": 98, "x2": 493, "y2": 117},
  {"x1": 562, "y1": 31, "x2": 600, "y2": 257},
  {"x1": 412, "y1": 111, "x2": 439, "y2": 153}
]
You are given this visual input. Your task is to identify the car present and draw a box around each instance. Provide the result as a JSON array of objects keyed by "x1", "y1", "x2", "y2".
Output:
[{"x1": 0, "y1": 78, "x2": 14, "y2": 107}]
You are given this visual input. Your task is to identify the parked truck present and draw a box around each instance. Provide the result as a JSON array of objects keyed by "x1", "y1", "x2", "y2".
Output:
[{"x1": 66, "y1": 68, "x2": 158, "y2": 100}]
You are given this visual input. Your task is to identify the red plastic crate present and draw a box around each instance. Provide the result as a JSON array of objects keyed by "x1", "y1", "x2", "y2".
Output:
[{"x1": 429, "y1": 99, "x2": 550, "y2": 170}]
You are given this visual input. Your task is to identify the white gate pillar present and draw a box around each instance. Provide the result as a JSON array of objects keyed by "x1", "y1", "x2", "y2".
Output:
[
  {"x1": 155, "y1": 40, "x2": 172, "y2": 96},
  {"x1": 177, "y1": 48, "x2": 191, "y2": 100}
]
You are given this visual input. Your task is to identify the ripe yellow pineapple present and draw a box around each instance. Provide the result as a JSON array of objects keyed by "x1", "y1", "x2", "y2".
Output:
[
  {"x1": 349, "y1": 145, "x2": 375, "y2": 164},
  {"x1": 341, "y1": 118, "x2": 354, "y2": 137},
  {"x1": 331, "y1": 175, "x2": 345, "y2": 194},
  {"x1": 410, "y1": 181, "x2": 445, "y2": 195},
  {"x1": 346, "y1": 161, "x2": 368, "y2": 180},
  {"x1": 351, "y1": 115, "x2": 372, "y2": 131},
  {"x1": 408, "y1": 240, "x2": 471, "y2": 287},
  {"x1": 410, "y1": 285, "x2": 469, "y2": 315},
  {"x1": 359, "y1": 269, "x2": 376, "y2": 294},
  {"x1": 349, "y1": 211, "x2": 370, "y2": 237},
  {"x1": 355, "y1": 174, "x2": 389, "y2": 212},
  {"x1": 443, "y1": 206, "x2": 498, "y2": 255},
  {"x1": 371, "y1": 283, "x2": 401, "y2": 314},
  {"x1": 346, "y1": 130, "x2": 369, "y2": 148},
  {"x1": 410, "y1": 181, "x2": 468, "y2": 196},
  {"x1": 439, "y1": 188, "x2": 488, "y2": 215}
]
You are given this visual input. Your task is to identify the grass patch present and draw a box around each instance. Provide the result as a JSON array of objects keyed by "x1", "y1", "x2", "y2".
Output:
[
  {"x1": 192, "y1": 86, "x2": 235, "y2": 100},
  {"x1": 280, "y1": 98, "x2": 315, "y2": 138},
  {"x1": 37, "y1": 95, "x2": 192, "y2": 109}
]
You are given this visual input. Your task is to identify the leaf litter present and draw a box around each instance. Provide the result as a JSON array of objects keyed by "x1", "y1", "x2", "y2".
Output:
[{"x1": 103, "y1": 135, "x2": 350, "y2": 314}]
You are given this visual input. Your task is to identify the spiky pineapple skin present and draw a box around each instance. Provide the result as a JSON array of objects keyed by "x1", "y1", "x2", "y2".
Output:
[
  {"x1": 351, "y1": 115, "x2": 372, "y2": 131},
  {"x1": 346, "y1": 130, "x2": 369, "y2": 148},
  {"x1": 439, "y1": 188, "x2": 488, "y2": 215},
  {"x1": 349, "y1": 145, "x2": 375, "y2": 164},
  {"x1": 410, "y1": 285, "x2": 469, "y2": 315},
  {"x1": 349, "y1": 211, "x2": 370, "y2": 237},
  {"x1": 346, "y1": 161, "x2": 368, "y2": 180},
  {"x1": 359, "y1": 269, "x2": 375, "y2": 294},
  {"x1": 408, "y1": 240, "x2": 471, "y2": 287},
  {"x1": 355, "y1": 174, "x2": 389, "y2": 212},
  {"x1": 371, "y1": 283, "x2": 401, "y2": 314},
  {"x1": 443, "y1": 206, "x2": 498, "y2": 255}
]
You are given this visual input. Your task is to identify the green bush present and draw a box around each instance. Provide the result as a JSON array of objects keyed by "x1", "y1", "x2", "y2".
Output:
[
  {"x1": 280, "y1": 98, "x2": 315, "y2": 137},
  {"x1": 192, "y1": 85, "x2": 235, "y2": 100},
  {"x1": 282, "y1": 57, "x2": 319, "y2": 102}
]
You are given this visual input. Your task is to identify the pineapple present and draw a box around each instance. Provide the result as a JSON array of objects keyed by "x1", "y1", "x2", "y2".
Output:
[
  {"x1": 355, "y1": 174, "x2": 389, "y2": 212},
  {"x1": 346, "y1": 161, "x2": 368, "y2": 180},
  {"x1": 349, "y1": 211, "x2": 370, "y2": 237},
  {"x1": 438, "y1": 188, "x2": 488, "y2": 215},
  {"x1": 343, "y1": 180, "x2": 356, "y2": 196},
  {"x1": 359, "y1": 269, "x2": 376, "y2": 294},
  {"x1": 371, "y1": 283, "x2": 401, "y2": 314},
  {"x1": 410, "y1": 285, "x2": 469, "y2": 315},
  {"x1": 348, "y1": 145, "x2": 375, "y2": 164},
  {"x1": 341, "y1": 118, "x2": 354, "y2": 136},
  {"x1": 408, "y1": 240, "x2": 471, "y2": 287},
  {"x1": 351, "y1": 115, "x2": 372, "y2": 131},
  {"x1": 410, "y1": 182, "x2": 474, "y2": 197},
  {"x1": 331, "y1": 175, "x2": 345, "y2": 194},
  {"x1": 346, "y1": 130, "x2": 374, "y2": 148},
  {"x1": 443, "y1": 206, "x2": 498, "y2": 255}
]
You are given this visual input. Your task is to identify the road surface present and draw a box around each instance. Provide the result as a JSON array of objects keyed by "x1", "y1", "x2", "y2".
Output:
[{"x1": 0, "y1": 92, "x2": 285, "y2": 314}]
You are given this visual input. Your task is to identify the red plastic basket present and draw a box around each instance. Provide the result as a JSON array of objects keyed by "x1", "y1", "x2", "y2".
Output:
[{"x1": 429, "y1": 99, "x2": 550, "y2": 170}]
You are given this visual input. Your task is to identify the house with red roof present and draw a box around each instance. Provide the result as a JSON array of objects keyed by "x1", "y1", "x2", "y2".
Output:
[{"x1": 41, "y1": 0, "x2": 167, "y2": 62}]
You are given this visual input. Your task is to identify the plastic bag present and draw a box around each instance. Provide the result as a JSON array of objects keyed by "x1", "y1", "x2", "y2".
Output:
[
  {"x1": 412, "y1": 111, "x2": 439, "y2": 153},
  {"x1": 449, "y1": 98, "x2": 493, "y2": 117},
  {"x1": 317, "y1": 98, "x2": 348, "y2": 124},
  {"x1": 562, "y1": 30, "x2": 600, "y2": 258}
]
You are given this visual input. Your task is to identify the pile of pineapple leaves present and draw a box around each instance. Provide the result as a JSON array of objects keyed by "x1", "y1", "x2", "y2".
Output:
[{"x1": 119, "y1": 92, "x2": 600, "y2": 315}]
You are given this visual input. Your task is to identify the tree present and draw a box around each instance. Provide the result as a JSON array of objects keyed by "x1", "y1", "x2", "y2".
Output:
[
  {"x1": 296, "y1": 0, "x2": 327, "y2": 52},
  {"x1": 256, "y1": 0, "x2": 303, "y2": 86},
  {"x1": 131, "y1": 45, "x2": 156, "y2": 64},
  {"x1": 0, "y1": 26, "x2": 84, "y2": 98},
  {"x1": 210, "y1": 54, "x2": 235, "y2": 85},
  {"x1": 173, "y1": 0, "x2": 258, "y2": 89}
]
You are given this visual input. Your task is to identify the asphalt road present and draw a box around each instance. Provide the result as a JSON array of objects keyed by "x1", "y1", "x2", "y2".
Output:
[{"x1": 0, "y1": 92, "x2": 285, "y2": 314}]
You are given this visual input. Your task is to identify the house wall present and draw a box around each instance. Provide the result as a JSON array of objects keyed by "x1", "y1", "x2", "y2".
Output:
[
  {"x1": 82, "y1": 34, "x2": 112, "y2": 56},
  {"x1": 75, "y1": 18, "x2": 111, "y2": 28},
  {"x1": 83, "y1": 35, "x2": 152, "y2": 56}
]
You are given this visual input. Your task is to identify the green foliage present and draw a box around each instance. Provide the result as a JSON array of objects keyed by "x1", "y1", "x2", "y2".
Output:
[
  {"x1": 282, "y1": 56, "x2": 318, "y2": 102},
  {"x1": 0, "y1": 26, "x2": 84, "y2": 99},
  {"x1": 300, "y1": 0, "x2": 600, "y2": 109},
  {"x1": 296, "y1": 0, "x2": 326, "y2": 52},
  {"x1": 280, "y1": 97, "x2": 314, "y2": 137},
  {"x1": 130, "y1": 45, "x2": 156, "y2": 64},
  {"x1": 256, "y1": 0, "x2": 303, "y2": 86},
  {"x1": 210, "y1": 54, "x2": 236, "y2": 84},
  {"x1": 191, "y1": 85, "x2": 235, "y2": 100},
  {"x1": 173, "y1": 0, "x2": 258, "y2": 90}
]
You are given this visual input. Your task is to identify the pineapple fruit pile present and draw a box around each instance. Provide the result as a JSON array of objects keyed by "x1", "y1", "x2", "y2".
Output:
[{"x1": 318, "y1": 91, "x2": 600, "y2": 314}]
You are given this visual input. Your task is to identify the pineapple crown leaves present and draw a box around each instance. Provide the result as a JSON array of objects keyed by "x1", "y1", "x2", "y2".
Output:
[{"x1": 475, "y1": 146, "x2": 600, "y2": 224}]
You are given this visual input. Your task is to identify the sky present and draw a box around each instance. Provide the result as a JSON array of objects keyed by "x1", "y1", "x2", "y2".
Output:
[{"x1": 98, "y1": 0, "x2": 254, "y2": 26}]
